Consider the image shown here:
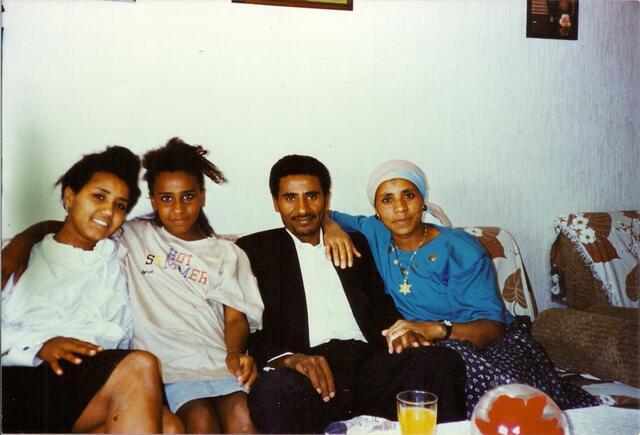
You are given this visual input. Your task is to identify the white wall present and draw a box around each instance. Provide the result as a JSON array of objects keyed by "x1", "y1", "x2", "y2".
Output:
[{"x1": 2, "y1": 0, "x2": 639, "y2": 311}]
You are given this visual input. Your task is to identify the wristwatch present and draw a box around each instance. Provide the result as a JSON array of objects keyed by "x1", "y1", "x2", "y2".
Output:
[{"x1": 439, "y1": 320, "x2": 452, "y2": 340}]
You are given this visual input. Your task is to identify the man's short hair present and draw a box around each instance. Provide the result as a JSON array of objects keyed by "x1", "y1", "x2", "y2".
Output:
[{"x1": 269, "y1": 155, "x2": 332, "y2": 197}]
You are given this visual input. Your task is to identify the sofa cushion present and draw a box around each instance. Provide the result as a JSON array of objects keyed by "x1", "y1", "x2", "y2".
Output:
[{"x1": 532, "y1": 308, "x2": 639, "y2": 387}]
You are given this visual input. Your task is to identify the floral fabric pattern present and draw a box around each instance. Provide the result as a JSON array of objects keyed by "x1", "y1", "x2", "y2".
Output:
[
  {"x1": 550, "y1": 211, "x2": 640, "y2": 307},
  {"x1": 462, "y1": 226, "x2": 537, "y2": 320}
]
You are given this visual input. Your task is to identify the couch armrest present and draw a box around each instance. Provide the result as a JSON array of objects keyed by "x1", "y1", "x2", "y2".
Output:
[
  {"x1": 587, "y1": 306, "x2": 639, "y2": 322},
  {"x1": 459, "y1": 226, "x2": 538, "y2": 321},
  {"x1": 531, "y1": 308, "x2": 639, "y2": 387}
]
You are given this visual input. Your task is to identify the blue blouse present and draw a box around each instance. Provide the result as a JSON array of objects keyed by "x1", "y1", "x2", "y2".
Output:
[{"x1": 332, "y1": 211, "x2": 511, "y2": 324}]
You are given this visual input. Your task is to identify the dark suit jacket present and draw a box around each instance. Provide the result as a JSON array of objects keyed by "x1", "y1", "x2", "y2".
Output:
[{"x1": 236, "y1": 228, "x2": 401, "y2": 369}]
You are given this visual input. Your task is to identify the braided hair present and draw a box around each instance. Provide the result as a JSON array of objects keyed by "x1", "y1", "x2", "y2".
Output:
[{"x1": 142, "y1": 137, "x2": 226, "y2": 237}]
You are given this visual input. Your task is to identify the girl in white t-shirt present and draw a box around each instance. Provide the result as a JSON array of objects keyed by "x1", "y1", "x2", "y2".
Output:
[{"x1": 121, "y1": 137, "x2": 262, "y2": 433}]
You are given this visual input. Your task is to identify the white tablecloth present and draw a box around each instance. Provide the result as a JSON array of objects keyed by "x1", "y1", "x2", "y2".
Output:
[
  {"x1": 330, "y1": 406, "x2": 640, "y2": 434},
  {"x1": 437, "y1": 406, "x2": 640, "y2": 435}
]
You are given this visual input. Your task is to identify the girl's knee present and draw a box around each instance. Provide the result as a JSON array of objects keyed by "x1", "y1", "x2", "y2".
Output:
[
  {"x1": 121, "y1": 350, "x2": 161, "y2": 378},
  {"x1": 162, "y1": 408, "x2": 185, "y2": 434},
  {"x1": 103, "y1": 351, "x2": 161, "y2": 396},
  {"x1": 177, "y1": 398, "x2": 220, "y2": 433},
  {"x1": 125, "y1": 350, "x2": 160, "y2": 370},
  {"x1": 217, "y1": 392, "x2": 255, "y2": 433},
  {"x1": 110, "y1": 351, "x2": 163, "y2": 395}
]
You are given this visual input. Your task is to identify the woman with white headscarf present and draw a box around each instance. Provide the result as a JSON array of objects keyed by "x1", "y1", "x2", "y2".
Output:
[{"x1": 325, "y1": 159, "x2": 598, "y2": 416}]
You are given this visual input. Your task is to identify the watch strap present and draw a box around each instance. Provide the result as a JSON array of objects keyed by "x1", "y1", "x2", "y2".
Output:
[{"x1": 439, "y1": 319, "x2": 452, "y2": 340}]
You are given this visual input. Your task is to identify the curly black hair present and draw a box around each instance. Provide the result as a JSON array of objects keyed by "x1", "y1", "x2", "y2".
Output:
[
  {"x1": 55, "y1": 145, "x2": 141, "y2": 213},
  {"x1": 142, "y1": 137, "x2": 226, "y2": 237}
]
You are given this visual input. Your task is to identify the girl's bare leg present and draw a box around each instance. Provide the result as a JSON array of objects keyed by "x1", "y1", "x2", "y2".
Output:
[
  {"x1": 71, "y1": 351, "x2": 163, "y2": 433},
  {"x1": 177, "y1": 397, "x2": 221, "y2": 434},
  {"x1": 215, "y1": 391, "x2": 256, "y2": 434},
  {"x1": 163, "y1": 406, "x2": 185, "y2": 433}
]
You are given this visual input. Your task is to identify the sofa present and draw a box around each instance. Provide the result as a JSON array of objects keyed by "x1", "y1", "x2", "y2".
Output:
[
  {"x1": 531, "y1": 211, "x2": 639, "y2": 405},
  {"x1": 462, "y1": 213, "x2": 639, "y2": 408}
]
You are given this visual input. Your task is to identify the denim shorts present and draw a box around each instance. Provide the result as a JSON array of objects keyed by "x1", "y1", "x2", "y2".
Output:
[{"x1": 164, "y1": 378, "x2": 247, "y2": 413}]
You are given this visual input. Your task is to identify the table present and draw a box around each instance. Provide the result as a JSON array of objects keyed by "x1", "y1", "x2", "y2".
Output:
[
  {"x1": 436, "y1": 406, "x2": 640, "y2": 435},
  {"x1": 330, "y1": 406, "x2": 639, "y2": 434}
]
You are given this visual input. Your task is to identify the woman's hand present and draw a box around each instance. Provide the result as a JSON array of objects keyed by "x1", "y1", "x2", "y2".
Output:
[
  {"x1": 384, "y1": 319, "x2": 506, "y2": 350},
  {"x1": 322, "y1": 216, "x2": 361, "y2": 269},
  {"x1": 37, "y1": 337, "x2": 103, "y2": 375},
  {"x1": 385, "y1": 330, "x2": 431, "y2": 354},
  {"x1": 382, "y1": 320, "x2": 444, "y2": 353},
  {"x1": 226, "y1": 352, "x2": 258, "y2": 390}
]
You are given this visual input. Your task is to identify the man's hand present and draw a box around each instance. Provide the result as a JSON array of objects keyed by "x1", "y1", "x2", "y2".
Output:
[
  {"x1": 37, "y1": 337, "x2": 103, "y2": 375},
  {"x1": 271, "y1": 353, "x2": 335, "y2": 402},
  {"x1": 226, "y1": 352, "x2": 258, "y2": 390}
]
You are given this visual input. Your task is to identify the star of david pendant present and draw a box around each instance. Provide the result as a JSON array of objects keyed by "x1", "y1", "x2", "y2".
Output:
[{"x1": 399, "y1": 281, "x2": 412, "y2": 295}]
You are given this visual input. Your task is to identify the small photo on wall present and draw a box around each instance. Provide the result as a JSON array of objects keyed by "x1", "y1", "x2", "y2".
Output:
[{"x1": 527, "y1": 0, "x2": 578, "y2": 40}]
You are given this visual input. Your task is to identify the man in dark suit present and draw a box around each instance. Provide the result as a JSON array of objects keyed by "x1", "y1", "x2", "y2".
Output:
[{"x1": 236, "y1": 155, "x2": 466, "y2": 434}]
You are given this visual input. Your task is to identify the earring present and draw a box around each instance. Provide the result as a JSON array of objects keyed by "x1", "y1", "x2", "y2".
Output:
[
  {"x1": 422, "y1": 204, "x2": 428, "y2": 211},
  {"x1": 375, "y1": 213, "x2": 380, "y2": 220}
]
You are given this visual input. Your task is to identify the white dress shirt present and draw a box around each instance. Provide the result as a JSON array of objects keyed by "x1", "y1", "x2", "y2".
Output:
[{"x1": 287, "y1": 229, "x2": 367, "y2": 347}]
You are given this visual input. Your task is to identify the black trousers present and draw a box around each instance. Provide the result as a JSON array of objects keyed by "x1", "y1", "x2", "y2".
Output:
[{"x1": 248, "y1": 340, "x2": 466, "y2": 434}]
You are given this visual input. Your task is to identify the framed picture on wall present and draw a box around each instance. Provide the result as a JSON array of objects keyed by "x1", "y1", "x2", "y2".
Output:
[
  {"x1": 527, "y1": 0, "x2": 578, "y2": 40},
  {"x1": 232, "y1": 0, "x2": 353, "y2": 11}
]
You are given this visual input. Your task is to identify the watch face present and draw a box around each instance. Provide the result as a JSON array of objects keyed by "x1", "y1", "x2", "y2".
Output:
[{"x1": 444, "y1": 320, "x2": 452, "y2": 326}]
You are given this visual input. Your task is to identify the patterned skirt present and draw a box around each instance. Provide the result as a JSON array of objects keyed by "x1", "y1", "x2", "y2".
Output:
[{"x1": 434, "y1": 318, "x2": 599, "y2": 418}]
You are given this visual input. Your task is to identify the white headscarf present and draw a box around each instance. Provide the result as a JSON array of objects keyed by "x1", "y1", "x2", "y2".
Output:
[{"x1": 366, "y1": 160, "x2": 452, "y2": 227}]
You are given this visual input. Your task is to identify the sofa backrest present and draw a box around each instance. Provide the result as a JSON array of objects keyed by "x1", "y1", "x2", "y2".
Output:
[
  {"x1": 550, "y1": 211, "x2": 639, "y2": 310},
  {"x1": 459, "y1": 226, "x2": 538, "y2": 321}
]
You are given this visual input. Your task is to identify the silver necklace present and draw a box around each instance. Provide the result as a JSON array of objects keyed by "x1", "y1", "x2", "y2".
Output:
[{"x1": 391, "y1": 226, "x2": 429, "y2": 296}]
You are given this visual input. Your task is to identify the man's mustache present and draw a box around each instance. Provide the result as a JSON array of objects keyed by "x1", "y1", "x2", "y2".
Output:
[{"x1": 292, "y1": 213, "x2": 318, "y2": 221}]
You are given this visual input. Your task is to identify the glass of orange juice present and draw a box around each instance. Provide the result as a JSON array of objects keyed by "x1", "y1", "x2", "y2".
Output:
[{"x1": 397, "y1": 390, "x2": 438, "y2": 435}]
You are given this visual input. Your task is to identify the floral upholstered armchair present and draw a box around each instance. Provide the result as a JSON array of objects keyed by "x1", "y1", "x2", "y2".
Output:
[{"x1": 531, "y1": 211, "x2": 639, "y2": 389}]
